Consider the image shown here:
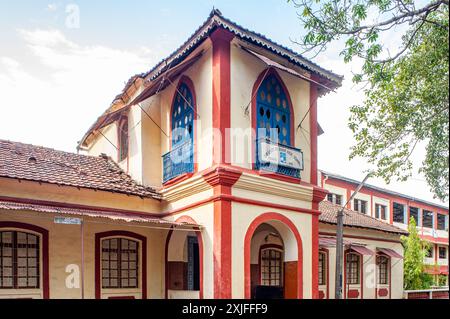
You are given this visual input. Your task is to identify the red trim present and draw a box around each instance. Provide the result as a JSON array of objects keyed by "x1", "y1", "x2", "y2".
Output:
[
  {"x1": 311, "y1": 214, "x2": 319, "y2": 299},
  {"x1": 0, "y1": 222, "x2": 49, "y2": 299},
  {"x1": 203, "y1": 165, "x2": 240, "y2": 298},
  {"x1": 244, "y1": 213, "x2": 303, "y2": 299},
  {"x1": 343, "y1": 249, "x2": 363, "y2": 299},
  {"x1": 319, "y1": 248, "x2": 329, "y2": 299},
  {"x1": 95, "y1": 230, "x2": 147, "y2": 299},
  {"x1": 211, "y1": 28, "x2": 233, "y2": 165},
  {"x1": 164, "y1": 216, "x2": 204, "y2": 299},
  {"x1": 251, "y1": 68, "x2": 296, "y2": 177},
  {"x1": 168, "y1": 75, "x2": 198, "y2": 176},
  {"x1": 309, "y1": 77, "x2": 318, "y2": 185}
]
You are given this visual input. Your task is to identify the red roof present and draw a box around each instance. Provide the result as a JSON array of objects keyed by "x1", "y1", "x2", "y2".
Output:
[
  {"x1": 319, "y1": 201, "x2": 408, "y2": 235},
  {"x1": 0, "y1": 139, "x2": 159, "y2": 199}
]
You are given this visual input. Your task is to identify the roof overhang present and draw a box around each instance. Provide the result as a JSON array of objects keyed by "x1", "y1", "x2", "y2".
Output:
[{"x1": 0, "y1": 199, "x2": 199, "y2": 229}]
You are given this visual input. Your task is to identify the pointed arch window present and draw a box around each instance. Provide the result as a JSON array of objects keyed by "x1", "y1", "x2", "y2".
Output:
[
  {"x1": 163, "y1": 80, "x2": 195, "y2": 183},
  {"x1": 118, "y1": 117, "x2": 128, "y2": 162},
  {"x1": 255, "y1": 72, "x2": 301, "y2": 178}
]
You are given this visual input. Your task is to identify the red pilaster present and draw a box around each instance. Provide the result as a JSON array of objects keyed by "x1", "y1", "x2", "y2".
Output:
[
  {"x1": 309, "y1": 80, "x2": 318, "y2": 185},
  {"x1": 211, "y1": 28, "x2": 234, "y2": 165},
  {"x1": 203, "y1": 165, "x2": 242, "y2": 298},
  {"x1": 312, "y1": 186, "x2": 327, "y2": 299}
]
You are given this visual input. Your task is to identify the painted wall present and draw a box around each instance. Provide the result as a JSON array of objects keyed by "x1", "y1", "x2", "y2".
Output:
[
  {"x1": 0, "y1": 210, "x2": 167, "y2": 299},
  {"x1": 319, "y1": 224, "x2": 404, "y2": 299}
]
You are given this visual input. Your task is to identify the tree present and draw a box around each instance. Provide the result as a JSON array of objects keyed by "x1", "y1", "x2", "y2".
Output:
[
  {"x1": 401, "y1": 217, "x2": 431, "y2": 290},
  {"x1": 289, "y1": 0, "x2": 449, "y2": 201}
]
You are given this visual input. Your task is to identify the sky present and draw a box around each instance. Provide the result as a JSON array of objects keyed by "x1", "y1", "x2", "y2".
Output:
[{"x1": 0, "y1": 0, "x2": 447, "y2": 207}]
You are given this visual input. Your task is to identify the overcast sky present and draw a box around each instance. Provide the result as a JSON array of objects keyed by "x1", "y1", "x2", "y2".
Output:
[{"x1": 0, "y1": 1, "x2": 447, "y2": 207}]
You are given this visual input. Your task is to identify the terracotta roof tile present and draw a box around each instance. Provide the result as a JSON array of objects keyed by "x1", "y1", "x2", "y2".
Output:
[
  {"x1": 0, "y1": 139, "x2": 160, "y2": 199},
  {"x1": 319, "y1": 201, "x2": 408, "y2": 235}
]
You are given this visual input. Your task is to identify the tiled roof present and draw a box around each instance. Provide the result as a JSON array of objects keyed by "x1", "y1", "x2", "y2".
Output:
[
  {"x1": 0, "y1": 139, "x2": 160, "y2": 199},
  {"x1": 319, "y1": 201, "x2": 408, "y2": 235}
]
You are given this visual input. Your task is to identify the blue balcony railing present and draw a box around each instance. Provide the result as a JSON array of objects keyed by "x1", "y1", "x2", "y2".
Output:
[
  {"x1": 162, "y1": 141, "x2": 194, "y2": 183},
  {"x1": 255, "y1": 138, "x2": 304, "y2": 179}
]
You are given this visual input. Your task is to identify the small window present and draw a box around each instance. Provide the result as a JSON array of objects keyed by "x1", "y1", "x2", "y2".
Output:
[
  {"x1": 377, "y1": 255, "x2": 389, "y2": 285},
  {"x1": 346, "y1": 253, "x2": 360, "y2": 285},
  {"x1": 422, "y1": 210, "x2": 434, "y2": 228},
  {"x1": 118, "y1": 118, "x2": 129, "y2": 162},
  {"x1": 424, "y1": 245, "x2": 433, "y2": 258},
  {"x1": 409, "y1": 207, "x2": 419, "y2": 225},
  {"x1": 0, "y1": 231, "x2": 40, "y2": 289},
  {"x1": 439, "y1": 247, "x2": 447, "y2": 259},
  {"x1": 102, "y1": 238, "x2": 139, "y2": 289},
  {"x1": 318, "y1": 251, "x2": 327, "y2": 286},
  {"x1": 327, "y1": 193, "x2": 342, "y2": 206},
  {"x1": 375, "y1": 204, "x2": 387, "y2": 220},
  {"x1": 260, "y1": 248, "x2": 283, "y2": 287},
  {"x1": 354, "y1": 199, "x2": 367, "y2": 214},
  {"x1": 393, "y1": 203, "x2": 405, "y2": 223},
  {"x1": 437, "y1": 214, "x2": 446, "y2": 231}
]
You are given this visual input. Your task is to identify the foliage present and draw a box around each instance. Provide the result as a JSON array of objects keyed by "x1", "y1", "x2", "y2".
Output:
[
  {"x1": 401, "y1": 217, "x2": 431, "y2": 290},
  {"x1": 289, "y1": 0, "x2": 449, "y2": 201}
]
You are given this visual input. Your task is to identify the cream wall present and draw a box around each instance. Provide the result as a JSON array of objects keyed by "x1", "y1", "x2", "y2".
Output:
[
  {"x1": 164, "y1": 203, "x2": 215, "y2": 299},
  {"x1": 0, "y1": 210, "x2": 167, "y2": 299},
  {"x1": 323, "y1": 183, "x2": 347, "y2": 204},
  {"x1": 87, "y1": 122, "x2": 118, "y2": 162},
  {"x1": 230, "y1": 201, "x2": 313, "y2": 299},
  {"x1": 320, "y1": 224, "x2": 404, "y2": 299},
  {"x1": 230, "y1": 42, "x2": 312, "y2": 183}
]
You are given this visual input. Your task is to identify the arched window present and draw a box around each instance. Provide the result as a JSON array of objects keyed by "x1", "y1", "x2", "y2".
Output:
[
  {"x1": 0, "y1": 231, "x2": 40, "y2": 289},
  {"x1": 255, "y1": 72, "x2": 299, "y2": 178},
  {"x1": 256, "y1": 73, "x2": 292, "y2": 146},
  {"x1": 163, "y1": 80, "x2": 195, "y2": 182},
  {"x1": 260, "y1": 247, "x2": 283, "y2": 287},
  {"x1": 118, "y1": 117, "x2": 128, "y2": 162},
  {"x1": 377, "y1": 255, "x2": 389, "y2": 285},
  {"x1": 101, "y1": 237, "x2": 139, "y2": 289}
]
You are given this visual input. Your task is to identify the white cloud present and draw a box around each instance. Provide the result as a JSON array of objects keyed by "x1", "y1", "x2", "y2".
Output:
[{"x1": 0, "y1": 28, "x2": 163, "y2": 154}]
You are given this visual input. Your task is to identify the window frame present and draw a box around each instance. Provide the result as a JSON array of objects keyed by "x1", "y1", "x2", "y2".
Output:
[
  {"x1": 345, "y1": 252, "x2": 361, "y2": 285},
  {"x1": 376, "y1": 255, "x2": 390, "y2": 285},
  {"x1": 422, "y1": 210, "x2": 434, "y2": 229},
  {"x1": 375, "y1": 203, "x2": 387, "y2": 220},
  {"x1": 409, "y1": 207, "x2": 419, "y2": 225},
  {"x1": 437, "y1": 213, "x2": 446, "y2": 231},
  {"x1": 327, "y1": 193, "x2": 342, "y2": 206},
  {"x1": 0, "y1": 230, "x2": 41, "y2": 289},
  {"x1": 101, "y1": 237, "x2": 139, "y2": 289},
  {"x1": 353, "y1": 199, "x2": 367, "y2": 214},
  {"x1": 393, "y1": 202, "x2": 405, "y2": 224},
  {"x1": 318, "y1": 251, "x2": 327, "y2": 286},
  {"x1": 260, "y1": 246, "x2": 284, "y2": 287},
  {"x1": 438, "y1": 246, "x2": 447, "y2": 259}
]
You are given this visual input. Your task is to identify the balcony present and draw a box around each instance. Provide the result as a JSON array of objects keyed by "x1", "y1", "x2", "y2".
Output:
[
  {"x1": 255, "y1": 138, "x2": 304, "y2": 178},
  {"x1": 162, "y1": 140, "x2": 194, "y2": 183}
]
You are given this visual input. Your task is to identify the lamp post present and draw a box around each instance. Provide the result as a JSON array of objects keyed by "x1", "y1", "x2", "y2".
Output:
[{"x1": 335, "y1": 172, "x2": 372, "y2": 299}]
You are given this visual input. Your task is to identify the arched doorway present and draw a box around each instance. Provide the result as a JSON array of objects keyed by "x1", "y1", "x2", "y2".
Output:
[
  {"x1": 244, "y1": 213, "x2": 303, "y2": 299},
  {"x1": 165, "y1": 216, "x2": 203, "y2": 299}
]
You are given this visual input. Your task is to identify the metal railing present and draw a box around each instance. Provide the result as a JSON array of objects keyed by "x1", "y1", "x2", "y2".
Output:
[
  {"x1": 162, "y1": 140, "x2": 193, "y2": 183},
  {"x1": 404, "y1": 287, "x2": 449, "y2": 299}
]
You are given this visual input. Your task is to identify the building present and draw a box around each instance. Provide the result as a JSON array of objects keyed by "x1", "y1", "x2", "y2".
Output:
[
  {"x1": 321, "y1": 171, "x2": 449, "y2": 286},
  {"x1": 1, "y1": 10, "x2": 408, "y2": 299}
]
